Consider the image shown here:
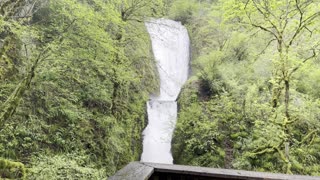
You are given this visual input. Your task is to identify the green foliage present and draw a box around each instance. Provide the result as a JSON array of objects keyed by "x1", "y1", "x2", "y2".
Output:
[
  {"x1": 1, "y1": 0, "x2": 320, "y2": 178},
  {"x1": 112, "y1": 0, "x2": 166, "y2": 21},
  {"x1": 172, "y1": 0, "x2": 320, "y2": 176},
  {"x1": 0, "y1": 158, "x2": 26, "y2": 179},
  {"x1": 168, "y1": 0, "x2": 199, "y2": 24},
  {"x1": 0, "y1": 0, "x2": 163, "y2": 178},
  {"x1": 29, "y1": 154, "x2": 106, "y2": 179}
]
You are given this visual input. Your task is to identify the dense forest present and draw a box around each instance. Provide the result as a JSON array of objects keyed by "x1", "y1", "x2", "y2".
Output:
[
  {"x1": 0, "y1": 0, "x2": 320, "y2": 179},
  {"x1": 172, "y1": 0, "x2": 320, "y2": 176}
]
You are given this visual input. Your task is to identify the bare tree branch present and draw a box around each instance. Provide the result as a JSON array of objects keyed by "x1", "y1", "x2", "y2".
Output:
[{"x1": 289, "y1": 48, "x2": 317, "y2": 77}]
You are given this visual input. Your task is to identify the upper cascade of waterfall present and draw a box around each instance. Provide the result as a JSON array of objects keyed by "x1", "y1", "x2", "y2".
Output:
[
  {"x1": 145, "y1": 18, "x2": 190, "y2": 101},
  {"x1": 141, "y1": 19, "x2": 190, "y2": 164}
]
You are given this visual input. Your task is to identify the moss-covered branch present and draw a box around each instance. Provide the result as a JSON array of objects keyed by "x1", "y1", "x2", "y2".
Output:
[{"x1": 298, "y1": 129, "x2": 319, "y2": 146}]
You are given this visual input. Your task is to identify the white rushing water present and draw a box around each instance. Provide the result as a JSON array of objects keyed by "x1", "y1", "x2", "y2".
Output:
[{"x1": 141, "y1": 19, "x2": 190, "y2": 164}]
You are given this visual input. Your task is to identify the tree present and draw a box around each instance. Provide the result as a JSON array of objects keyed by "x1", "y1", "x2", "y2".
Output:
[
  {"x1": 223, "y1": 0, "x2": 320, "y2": 174},
  {"x1": 110, "y1": 0, "x2": 165, "y2": 22},
  {"x1": 0, "y1": 0, "x2": 76, "y2": 127},
  {"x1": 172, "y1": 0, "x2": 320, "y2": 175},
  {"x1": 0, "y1": 0, "x2": 164, "y2": 178}
]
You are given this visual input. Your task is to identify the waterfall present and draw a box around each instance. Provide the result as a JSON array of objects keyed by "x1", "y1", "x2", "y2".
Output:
[{"x1": 141, "y1": 19, "x2": 190, "y2": 164}]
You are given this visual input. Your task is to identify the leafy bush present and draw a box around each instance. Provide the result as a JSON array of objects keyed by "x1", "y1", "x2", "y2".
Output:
[
  {"x1": 168, "y1": 0, "x2": 199, "y2": 24},
  {"x1": 29, "y1": 154, "x2": 105, "y2": 180},
  {"x1": 0, "y1": 158, "x2": 26, "y2": 179}
]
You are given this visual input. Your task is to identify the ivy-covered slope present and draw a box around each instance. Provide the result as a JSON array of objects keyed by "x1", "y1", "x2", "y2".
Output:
[
  {"x1": 2, "y1": 0, "x2": 320, "y2": 178},
  {"x1": 0, "y1": 0, "x2": 165, "y2": 179},
  {"x1": 171, "y1": 0, "x2": 320, "y2": 176}
]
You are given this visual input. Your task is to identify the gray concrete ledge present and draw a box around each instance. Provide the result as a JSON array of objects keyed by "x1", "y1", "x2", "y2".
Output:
[{"x1": 109, "y1": 161, "x2": 320, "y2": 180}]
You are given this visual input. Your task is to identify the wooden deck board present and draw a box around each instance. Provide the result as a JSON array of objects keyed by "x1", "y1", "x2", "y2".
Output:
[
  {"x1": 109, "y1": 162, "x2": 320, "y2": 180},
  {"x1": 109, "y1": 162, "x2": 154, "y2": 180},
  {"x1": 144, "y1": 162, "x2": 320, "y2": 180}
]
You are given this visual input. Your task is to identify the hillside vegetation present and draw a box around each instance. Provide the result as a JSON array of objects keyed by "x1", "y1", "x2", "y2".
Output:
[
  {"x1": 1, "y1": 0, "x2": 320, "y2": 179},
  {"x1": 0, "y1": 0, "x2": 165, "y2": 178},
  {"x1": 171, "y1": 0, "x2": 320, "y2": 176}
]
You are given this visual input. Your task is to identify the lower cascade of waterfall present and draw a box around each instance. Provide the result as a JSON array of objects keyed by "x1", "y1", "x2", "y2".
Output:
[
  {"x1": 141, "y1": 101, "x2": 177, "y2": 163},
  {"x1": 141, "y1": 19, "x2": 190, "y2": 164}
]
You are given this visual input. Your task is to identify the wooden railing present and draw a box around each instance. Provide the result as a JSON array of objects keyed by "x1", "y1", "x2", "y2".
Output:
[{"x1": 109, "y1": 162, "x2": 320, "y2": 180}]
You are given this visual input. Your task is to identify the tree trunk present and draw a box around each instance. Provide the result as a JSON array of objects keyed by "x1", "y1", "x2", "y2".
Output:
[
  {"x1": 0, "y1": 56, "x2": 39, "y2": 127},
  {"x1": 284, "y1": 79, "x2": 290, "y2": 119},
  {"x1": 224, "y1": 138, "x2": 233, "y2": 169}
]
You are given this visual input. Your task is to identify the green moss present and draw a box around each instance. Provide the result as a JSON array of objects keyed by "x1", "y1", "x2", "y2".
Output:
[{"x1": 0, "y1": 158, "x2": 26, "y2": 179}]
